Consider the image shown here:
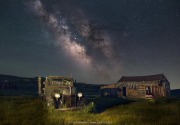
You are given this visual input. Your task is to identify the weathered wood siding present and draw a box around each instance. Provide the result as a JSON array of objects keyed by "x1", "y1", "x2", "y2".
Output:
[
  {"x1": 117, "y1": 79, "x2": 170, "y2": 98},
  {"x1": 101, "y1": 83, "x2": 116, "y2": 89},
  {"x1": 101, "y1": 74, "x2": 170, "y2": 99},
  {"x1": 101, "y1": 88, "x2": 118, "y2": 97}
]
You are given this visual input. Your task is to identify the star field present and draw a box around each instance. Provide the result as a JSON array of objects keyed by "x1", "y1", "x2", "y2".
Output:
[{"x1": 0, "y1": 0, "x2": 179, "y2": 89}]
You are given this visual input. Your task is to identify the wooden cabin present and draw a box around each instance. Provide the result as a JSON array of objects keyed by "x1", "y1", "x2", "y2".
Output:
[
  {"x1": 100, "y1": 74, "x2": 171, "y2": 99},
  {"x1": 100, "y1": 83, "x2": 119, "y2": 97},
  {"x1": 116, "y1": 74, "x2": 171, "y2": 98}
]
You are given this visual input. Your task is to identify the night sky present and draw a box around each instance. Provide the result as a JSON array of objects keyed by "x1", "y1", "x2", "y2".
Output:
[{"x1": 0, "y1": 0, "x2": 179, "y2": 89}]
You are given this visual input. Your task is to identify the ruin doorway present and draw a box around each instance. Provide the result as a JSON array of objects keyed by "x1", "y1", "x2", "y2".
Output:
[{"x1": 123, "y1": 87, "x2": 126, "y2": 96}]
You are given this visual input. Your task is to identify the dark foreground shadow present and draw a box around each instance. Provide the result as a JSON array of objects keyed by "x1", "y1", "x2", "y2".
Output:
[{"x1": 89, "y1": 97, "x2": 135, "y2": 113}]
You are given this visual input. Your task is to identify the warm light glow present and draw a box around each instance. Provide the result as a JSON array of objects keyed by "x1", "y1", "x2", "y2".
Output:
[
  {"x1": 77, "y1": 92, "x2": 83, "y2": 98},
  {"x1": 54, "y1": 93, "x2": 60, "y2": 99}
]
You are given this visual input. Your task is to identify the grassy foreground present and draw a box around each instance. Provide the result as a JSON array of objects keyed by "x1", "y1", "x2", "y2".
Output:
[{"x1": 0, "y1": 96, "x2": 180, "y2": 125}]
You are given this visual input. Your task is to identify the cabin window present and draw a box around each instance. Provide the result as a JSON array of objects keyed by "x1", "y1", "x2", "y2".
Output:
[{"x1": 145, "y1": 86, "x2": 151, "y2": 95}]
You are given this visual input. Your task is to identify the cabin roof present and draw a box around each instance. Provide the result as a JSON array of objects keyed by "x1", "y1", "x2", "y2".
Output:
[
  {"x1": 100, "y1": 83, "x2": 116, "y2": 89},
  {"x1": 118, "y1": 74, "x2": 164, "y2": 82}
]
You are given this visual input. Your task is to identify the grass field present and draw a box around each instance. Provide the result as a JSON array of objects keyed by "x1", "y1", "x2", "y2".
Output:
[{"x1": 0, "y1": 96, "x2": 180, "y2": 125}]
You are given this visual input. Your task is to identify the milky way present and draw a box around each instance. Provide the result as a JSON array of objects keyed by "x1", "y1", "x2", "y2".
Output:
[
  {"x1": 28, "y1": 0, "x2": 92, "y2": 65},
  {"x1": 1, "y1": 0, "x2": 179, "y2": 88},
  {"x1": 27, "y1": 0, "x2": 122, "y2": 82}
]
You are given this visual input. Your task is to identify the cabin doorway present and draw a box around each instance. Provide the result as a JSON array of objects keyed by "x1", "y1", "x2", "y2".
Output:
[
  {"x1": 145, "y1": 86, "x2": 151, "y2": 95},
  {"x1": 123, "y1": 87, "x2": 126, "y2": 96}
]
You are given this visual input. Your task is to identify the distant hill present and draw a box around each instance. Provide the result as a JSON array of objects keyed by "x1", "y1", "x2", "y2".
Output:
[
  {"x1": 1, "y1": 74, "x2": 178, "y2": 98},
  {"x1": 0, "y1": 74, "x2": 38, "y2": 96},
  {"x1": 74, "y1": 82, "x2": 101, "y2": 98},
  {"x1": 0, "y1": 74, "x2": 26, "y2": 78},
  {"x1": 0, "y1": 74, "x2": 101, "y2": 97},
  {"x1": 170, "y1": 89, "x2": 180, "y2": 98}
]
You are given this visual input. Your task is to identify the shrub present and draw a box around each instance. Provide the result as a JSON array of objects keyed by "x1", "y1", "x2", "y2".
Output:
[
  {"x1": 83, "y1": 102, "x2": 96, "y2": 113},
  {"x1": 154, "y1": 97, "x2": 169, "y2": 105},
  {"x1": 147, "y1": 99, "x2": 156, "y2": 105}
]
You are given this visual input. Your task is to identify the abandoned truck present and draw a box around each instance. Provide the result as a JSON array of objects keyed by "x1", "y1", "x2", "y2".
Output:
[{"x1": 38, "y1": 76, "x2": 86, "y2": 110}]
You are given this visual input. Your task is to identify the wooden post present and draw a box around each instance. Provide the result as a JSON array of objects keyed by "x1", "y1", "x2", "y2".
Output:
[{"x1": 38, "y1": 76, "x2": 41, "y2": 96}]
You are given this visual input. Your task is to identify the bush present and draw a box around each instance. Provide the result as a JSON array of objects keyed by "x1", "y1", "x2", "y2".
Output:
[
  {"x1": 147, "y1": 99, "x2": 156, "y2": 105},
  {"x1": 83, "y1": 102, "x2": 96, "y2": 113},
  {"x1": 154, "y1": 97, "x2": 169, "y2": 105},
  {"x1": 146, "y1": 97, "x2": 169, "y2": 105}
]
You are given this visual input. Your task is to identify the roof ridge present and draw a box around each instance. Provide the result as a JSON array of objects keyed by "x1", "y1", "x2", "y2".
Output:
[
  {"x1": 121, "y1": 73, "x2": 163, "y2": 78},
  {"x1": 118, "y1": 74, "x2": 165, "y2": 82}
]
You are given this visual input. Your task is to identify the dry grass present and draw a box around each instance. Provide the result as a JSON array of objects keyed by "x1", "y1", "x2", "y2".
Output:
[{"x1": 0, "y1": 96, "x2": 180, "y2": 125}]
